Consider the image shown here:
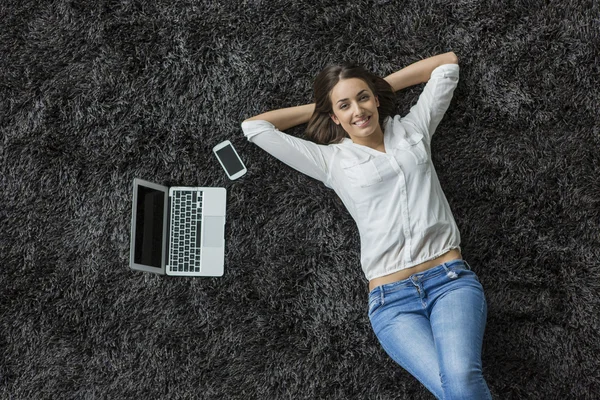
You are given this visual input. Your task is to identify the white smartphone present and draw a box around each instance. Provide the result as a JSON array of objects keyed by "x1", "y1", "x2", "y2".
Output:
[{"x1": 213, "y1": 140, "x2": 247, "y2": 180}]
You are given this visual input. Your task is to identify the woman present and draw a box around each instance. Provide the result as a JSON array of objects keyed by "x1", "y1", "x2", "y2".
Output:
[{"x1": 241, "y1": 52, "x2": 492, "y2": 399}]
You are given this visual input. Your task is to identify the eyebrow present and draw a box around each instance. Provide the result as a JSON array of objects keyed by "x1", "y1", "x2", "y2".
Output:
[{"x1": 336, "y1": 89, "x2": 369, "y2": 104}]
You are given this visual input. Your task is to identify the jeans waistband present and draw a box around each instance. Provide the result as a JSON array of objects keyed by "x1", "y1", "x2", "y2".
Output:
[{"x1": 369, "y1": 259, "x2": 472, "y2": 297}]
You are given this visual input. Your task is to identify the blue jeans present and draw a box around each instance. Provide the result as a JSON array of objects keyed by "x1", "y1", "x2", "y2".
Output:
[{"x1": 368, "y1": 259, "x2": 492, "y2": 400}]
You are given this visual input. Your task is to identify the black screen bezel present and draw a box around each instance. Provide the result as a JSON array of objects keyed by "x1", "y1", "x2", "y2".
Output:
[{"x1": 129, "y1": 179, "x2": 168, "y2": 274}]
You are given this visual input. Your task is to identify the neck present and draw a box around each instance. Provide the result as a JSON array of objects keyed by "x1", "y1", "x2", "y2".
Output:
[{"x1": 351, "y1": 126, "x2": 385, "y2": 152}]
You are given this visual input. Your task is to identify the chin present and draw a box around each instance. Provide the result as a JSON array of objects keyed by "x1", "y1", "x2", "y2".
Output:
[{"x1": 352, "y1": 127, "x2": 378, "y2": 138}]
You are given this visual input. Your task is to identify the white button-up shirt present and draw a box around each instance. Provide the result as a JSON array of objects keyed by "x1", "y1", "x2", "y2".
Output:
[{"x1": 241, "y1": 63, "x2": 461, "y2": 281}]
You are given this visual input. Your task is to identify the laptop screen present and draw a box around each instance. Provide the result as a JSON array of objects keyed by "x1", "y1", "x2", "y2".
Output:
[{"x1": 133, "y1": 184, "x2": 165, "y2": 269}]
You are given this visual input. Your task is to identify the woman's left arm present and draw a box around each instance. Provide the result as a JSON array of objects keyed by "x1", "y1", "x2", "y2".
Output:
[
  {"x1": 396, "y1": 53, "x2": 460, "y2": 142},
  {"x1": 384, "y1": 52, "x2": 458, "y2": 92}
]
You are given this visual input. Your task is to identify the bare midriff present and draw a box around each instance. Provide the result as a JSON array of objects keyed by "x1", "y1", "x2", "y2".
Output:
[{"x1": 368, "y1": 249, "x2": 462, "y2": 292}]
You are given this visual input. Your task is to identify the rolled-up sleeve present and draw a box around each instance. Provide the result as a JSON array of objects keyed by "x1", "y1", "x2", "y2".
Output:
[
  {"x1": 401, "y1": 63, "x2": 459, "y2": 143},
  {"x1": 241, "y1": 119, "x2": 332, "y2": 186}
]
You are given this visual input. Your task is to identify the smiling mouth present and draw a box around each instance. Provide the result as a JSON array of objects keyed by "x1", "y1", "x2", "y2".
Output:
[{"x1": 353, "y1": 116, "x2": 371, "y2": 127}]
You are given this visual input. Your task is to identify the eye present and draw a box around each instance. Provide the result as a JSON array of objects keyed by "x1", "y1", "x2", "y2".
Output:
[
  {"x1": 339, "y1": 104, "x2": 348, "y2": 110},
  {"x1": 360, "y1": 95, "x2": 370, "y2": 101}
]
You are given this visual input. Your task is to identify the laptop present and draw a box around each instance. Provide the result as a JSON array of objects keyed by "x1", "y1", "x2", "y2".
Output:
[{"x1": 129, "y1": 178, "x2": 226, "y2": 276}]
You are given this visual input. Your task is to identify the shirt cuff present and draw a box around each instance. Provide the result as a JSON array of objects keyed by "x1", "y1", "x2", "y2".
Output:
[
  {"x1": 431, "y1": 63, "x2": 460, "y2": 80},
  {"x1": 241, "y1": 119, "x2": 275, "y2": 141}
]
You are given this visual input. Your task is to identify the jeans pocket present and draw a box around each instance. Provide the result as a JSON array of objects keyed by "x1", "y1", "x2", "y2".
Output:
[
  {"x1": 368, "y1": 294, "x2": 382, "y2": 317},
  {"x1": 457, "y1": 268, "x2": 482, "y2": 285}
]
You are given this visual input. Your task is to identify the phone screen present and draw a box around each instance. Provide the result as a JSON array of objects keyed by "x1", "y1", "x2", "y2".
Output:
[{"x1": 216, "y1": 144, "x2": 244, "y2": 175}]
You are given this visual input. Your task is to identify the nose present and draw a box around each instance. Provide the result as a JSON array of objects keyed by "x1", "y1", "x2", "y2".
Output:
[{"x1": 352, "y1": 102, "x2": 364, "y2": 116}]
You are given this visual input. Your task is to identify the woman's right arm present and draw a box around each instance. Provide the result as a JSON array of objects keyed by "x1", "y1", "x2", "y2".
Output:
[
  {"x1": 241, "y1": 105, "x2": 332, "y2": 185},
  {"x1": 243, "y1": 103, "x2": 315, "y2": 132}
]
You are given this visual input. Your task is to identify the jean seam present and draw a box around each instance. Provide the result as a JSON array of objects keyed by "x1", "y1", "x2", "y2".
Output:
[
  {"x1": 368, "y1": 296, "x2": 379, "y2": 316},
  {"x1": 376, "y1": 333, "x2": 442, "y2": 399}
]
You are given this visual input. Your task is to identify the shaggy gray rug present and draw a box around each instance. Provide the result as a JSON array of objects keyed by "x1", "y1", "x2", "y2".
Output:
[{"x1": 2, "y1": 0, "x2": 599, "y2": 398}]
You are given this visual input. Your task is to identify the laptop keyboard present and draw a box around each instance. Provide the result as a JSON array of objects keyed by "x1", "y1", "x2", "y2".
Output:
[{"x1": 169, "y1": 190, "x2": 202, "y2": 273}]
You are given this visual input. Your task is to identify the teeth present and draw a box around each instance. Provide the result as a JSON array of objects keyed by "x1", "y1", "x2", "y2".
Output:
[{"x1": 354, "y1": 117, "x2": 369, "y2": 126}]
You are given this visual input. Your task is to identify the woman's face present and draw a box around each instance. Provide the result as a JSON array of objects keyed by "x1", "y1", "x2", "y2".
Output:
[{"x1": 329, "y1": 78, "x2": 381, "y2": 141}]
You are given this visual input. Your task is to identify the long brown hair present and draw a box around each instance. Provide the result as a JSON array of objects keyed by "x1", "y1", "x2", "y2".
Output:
[{"x1": 306, "y1": 63, "x2": 395, "y2": 145}]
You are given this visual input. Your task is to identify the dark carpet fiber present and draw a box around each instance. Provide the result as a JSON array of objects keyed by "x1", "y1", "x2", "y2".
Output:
[{"x1": 2, "y1": 0, "x2": 600, "y2": 398}]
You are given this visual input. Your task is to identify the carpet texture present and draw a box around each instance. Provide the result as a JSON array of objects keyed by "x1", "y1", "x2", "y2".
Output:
[{"x1": 2, "y1": 0, "x2": 600, "y2": 398}]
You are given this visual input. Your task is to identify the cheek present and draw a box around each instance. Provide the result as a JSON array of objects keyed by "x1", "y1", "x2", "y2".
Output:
[
  {"x1": 332, "y1": 112, "x2": 348, "y2": 126},
  {"x1": 341, "y1": 112, "x2": 354, "y2": 126}
]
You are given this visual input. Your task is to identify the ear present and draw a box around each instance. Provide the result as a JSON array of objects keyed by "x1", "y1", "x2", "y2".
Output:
[
  {"x1": 330, "y1": 113, "x2": 340, "y2": 125},
  {"x1": 375, "y1": 95, "x2": 380, "y2": 107}
]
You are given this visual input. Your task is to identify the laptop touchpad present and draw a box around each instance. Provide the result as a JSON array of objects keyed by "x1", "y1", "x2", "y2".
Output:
[{"x1": 202, "y1": 216, "x2": 224, "y2": 248}]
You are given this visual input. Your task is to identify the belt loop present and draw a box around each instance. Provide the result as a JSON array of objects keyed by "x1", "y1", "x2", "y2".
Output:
[
  {"x1": 380, "y1": 285, "x2": 385, "y2": 305},
  {"x1": 463, "y1": 259, "x2": 472, "y2": 271},
  {"x1": 442, "y1": 262, "x2": 458, "y2": 279}
]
